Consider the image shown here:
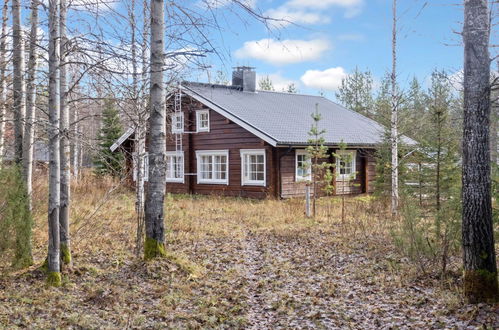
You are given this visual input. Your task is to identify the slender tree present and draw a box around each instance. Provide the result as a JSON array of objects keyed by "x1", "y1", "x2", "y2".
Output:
[
  {"x1": 461, "y1": 0, "x2": 498, "y2": 303},
  {"x1": 306, "y1": 103, "x2": 329, "y2": 218},
  {"x1": 390, "y1": 0, "x2": 399, "y2": 216},
  {"x1": 23, "y1": 0, "x2": 39, "y2": 211},
  {"x1": 59, "y1": 0, "x2": 71, "y2": 265},
  {"x1": 12, "y1": 0, "x2": 25, "y2": 164},
  {"x1": 47, "y1": 0, "x2": 61, "y2": 286},
  {"x1": 144, "y1": 0, "x2": 167, "y2": 259},
  {"x1": 0, "y1": 0, "x2": 7, "y2": 162}
]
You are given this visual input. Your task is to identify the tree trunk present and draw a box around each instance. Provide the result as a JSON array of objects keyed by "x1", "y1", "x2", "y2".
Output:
[
  {"x1": 390, "y1": 0, "x2": 399, "y2": 216},
  {"x1": 130, "y1": 0, "x2": 146, "y2": 256},
  {"x1": 436, "y1": 110, "x2": 441, "y2": 212},
  {"x1": 23, "y1": 0, "x2": 39, "y2": 211},
  {"x1": 12, "y1": 0, "x2": 25, "y2": 164},
  {"x1": 71, "y1": 98, "x2": 79, "y2": 180},
  {"x1": 0, "y1": 0, "x2": 8, "y2": 162},
  {"x1": 144, "y1": 0, "x2": 166, "y2": 260},
  {"x1": 491, "y1": 71, "x2": 498, "y2": 164},
  {"x1": 59, "y1": 0, "x2": 71, "y2": 265},
  {"x1": 461, "y1": 0, "x2": 498, "y2": 303},
  {"x1": 47, "y1": 0, "x2": 61, "y2": 286}
]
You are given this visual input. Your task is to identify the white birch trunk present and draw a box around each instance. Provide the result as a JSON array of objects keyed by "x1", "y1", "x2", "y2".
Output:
[
  {"x1": 130, "y1": 0, "x2": 146, "y2": 256},
  {"x1": 12, "y1": 0, "x2": 25, "y2": 164},
  {"x1": 72, "y1": 105, "x2": 79, "y2": 180},
  {"x1": 144, "y1": 0, "x2": 166, "y2": 259},
  {"x1": 59, "y1": 0, "x2": 71, "y2": 265},
  {"x1": 47, "y1": 0, "x2": 61, "y2": 285},
  {"x1": 0, "y1": 0, "x2": 8, "y2": 162},
  {"x1": 390, "y1": 0, "x2": 399, "y2": 216},
  {"x1": 23, "y1": 0, "x2": 39, "y2": 210}
]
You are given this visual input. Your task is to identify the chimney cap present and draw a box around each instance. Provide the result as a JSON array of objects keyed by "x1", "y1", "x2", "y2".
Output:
[{"x1": 233, "y1": 66, "x2": 255, "y2": 71}]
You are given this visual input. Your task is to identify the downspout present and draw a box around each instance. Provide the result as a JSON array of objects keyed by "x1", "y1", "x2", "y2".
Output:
[{"x1": 277, "y1": 145, "x2": 293, "y2": 199}]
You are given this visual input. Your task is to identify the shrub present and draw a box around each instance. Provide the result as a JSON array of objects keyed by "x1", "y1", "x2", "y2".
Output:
[{"x1": 0, "y1": 165, "x2": 33, "y2": 269}]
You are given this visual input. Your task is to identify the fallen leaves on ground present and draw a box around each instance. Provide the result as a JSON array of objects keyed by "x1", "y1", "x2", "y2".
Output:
[{"x1": 0, "y1": 184, "x2": 497, "y2": 328}]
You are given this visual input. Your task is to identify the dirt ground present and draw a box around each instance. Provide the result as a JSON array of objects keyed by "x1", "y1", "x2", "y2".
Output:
[{"x1": 0, "y1": 180, "x2": 498, "y2": 329}]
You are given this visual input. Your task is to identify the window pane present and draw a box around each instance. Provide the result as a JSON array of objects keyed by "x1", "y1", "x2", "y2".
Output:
[
  {"x1": 166, "y1": 156, "x2": 172, "y2": 178},
  {"x1": 174, "y1": 156, "x2": 183, "y2": 178},
  {"x1": 243, "y1": 152, "x2": 264, "y2": 183},
  {"x1": 201, "y1": 155, "x2": 212, "y2": 179}
]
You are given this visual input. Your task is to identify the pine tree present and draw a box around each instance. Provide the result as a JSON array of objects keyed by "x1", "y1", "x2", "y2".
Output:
[
  {"x1": 286, "y1": 83, "x2": 298, "y2": 94},
  {"x1": 306, "y1": 103, "x2": 332, "y2": 218},
  {"x1": 336, "y1": 67, "x2": 374, "y2": 118},
  {"x1": 95, "y1": 99, "x2": 124, "y2": 176},
  {"x1": 258, "y1": 75, "x2": 274, "y2": 91},
  {"x1": 424, "y1": 69, "x2": 462, "y2": 276}
]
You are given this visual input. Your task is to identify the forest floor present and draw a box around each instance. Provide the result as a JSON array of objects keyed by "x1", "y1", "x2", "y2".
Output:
[{"x1": 0, "y1": 176, "x2": 498, "y2": 329}]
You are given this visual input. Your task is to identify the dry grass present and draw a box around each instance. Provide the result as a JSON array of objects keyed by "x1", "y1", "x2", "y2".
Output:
[{"x1": 0, "y1": 172, "x2": 497, "y2": 328}]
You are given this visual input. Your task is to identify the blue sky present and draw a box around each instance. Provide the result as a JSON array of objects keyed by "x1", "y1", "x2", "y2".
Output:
[{"x1": 193, "y1": 0, "x2": 480, "y2": 99}]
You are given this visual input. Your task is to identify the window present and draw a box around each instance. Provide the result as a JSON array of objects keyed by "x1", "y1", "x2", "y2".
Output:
[
  {"x1": 133, "y1": 152, "x2": 149, "y2": 182},
  {"x1": 166, "y1": 151, "x2": 184, "y2": 183},
  {"x1": 295, "y1": 150, "x2": 311, "y2": 181},
  {"x1": 171, "y1": 113, "x2": 184, "y2": 133},
  {"x1": 336, "y1": 150, "x2": 356, "y2": 180},
  {"x1": 196, "y1": 110, "x2": 210, "y2": 132},
  {"x1": 240, "y1": 149, "x2": 266, "y2": 186},
  {"x1": 196, "y1": 150, "x2": 229, "y2": 184}
]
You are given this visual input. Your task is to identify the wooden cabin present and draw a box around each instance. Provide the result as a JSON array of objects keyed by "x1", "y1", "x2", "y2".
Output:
[{"x1": 111, "y1": 67, "x2": 415, "y2": 199}]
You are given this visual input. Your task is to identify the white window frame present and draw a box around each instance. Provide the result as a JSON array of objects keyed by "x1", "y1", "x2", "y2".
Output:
[
  {"x1": 196, "y1": 110, "x2": 210, "y2": 132},
  {"x1": 196, "y1": 150, "x2": 229, "y2": 185},
  {"x1": 171, "y1": 112, "x2": 184, "y2": 133},
  {"x1": 295, "y1": 149, "x2": 311, "y2": 182},
  {"x1": 336, "y1": 150, "x2": 356, "y2": 181},
  {"x1": 165, "y1": 151, "x2": 184, "y2": 183},
  {"x1": 133, "y1": 152, "x2": 149, "y2": 182},
  {"x1": 240, "y1": 149, "x2": 266, "y2": 187}
]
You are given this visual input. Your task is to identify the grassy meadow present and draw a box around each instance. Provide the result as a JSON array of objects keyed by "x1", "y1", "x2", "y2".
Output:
[{"x1": 0, "y1": 173, "x2": 497, "y2": 328}]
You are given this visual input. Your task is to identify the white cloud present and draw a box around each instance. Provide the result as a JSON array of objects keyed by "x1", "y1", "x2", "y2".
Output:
[
  {"x1": 62, "y1": 0, "x2": 117, "y2": 11},
  {"x1": 300, "y1": 67, "x2": 347, "y2": 91},
  {"x1": 257, "y1": 72, "x2": 299, "y2": 92},
  {"x1": 287, "y1": 0, "x2": 362, "y2": 10},
  {"x1": 199, "y1": 0, "x2": 256, "y2": 9},
  {"x1": 264, "y1": 6, "x2": 330, "y2": 27},
  {"x1": 234, "y1": 38, "x2": 330, "y2": 65},
  {"x1": 264, "y1": 0, "x2": 363, "y2": 25}
]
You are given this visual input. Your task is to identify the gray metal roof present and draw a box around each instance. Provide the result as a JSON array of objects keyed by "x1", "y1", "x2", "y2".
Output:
[{"x1": 183, "y1": 83, "x2": 416, "y2": 147}]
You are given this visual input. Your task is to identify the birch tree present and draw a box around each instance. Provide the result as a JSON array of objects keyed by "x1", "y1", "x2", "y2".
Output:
[
  {"x1": 144, "y1": 0, "x2": 166, "y2": 259},
  {"x1": 59, "y1": 0, "x2": 71, "y2": 265},
  {"x1": 0, "y1": 0, "x2": 7, "y2": 161},
  {"x1": 47, "y1": 0, "x2": 61, "y2": 286},
  {"x1": 390, "y1": 0, "x2": 399, "y2": 216},
  {"x1": 461, "y1": 0, "x2": 498, "y2": 303},
  {"x1": 129, "y1": 0, "x2": 148, "y2": 256},
  {"x1": 12, "y1": 0, "x2": 25, "y2": 164},
  {"x1": 23, "y1": 0, "x2": 39, "y2": 211}
]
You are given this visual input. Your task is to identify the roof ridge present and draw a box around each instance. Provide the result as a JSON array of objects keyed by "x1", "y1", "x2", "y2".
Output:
[{"x1": 182, "y1": 81, "x2": 241, "y2": 91}]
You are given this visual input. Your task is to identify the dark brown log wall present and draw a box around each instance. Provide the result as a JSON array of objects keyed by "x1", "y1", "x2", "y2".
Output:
[
  {"x1": 278, "y1": 148, "x2": 376, "y2": 198},
  {"x1": 165, "y1": 98, "x2": 277, "y2": 199}
]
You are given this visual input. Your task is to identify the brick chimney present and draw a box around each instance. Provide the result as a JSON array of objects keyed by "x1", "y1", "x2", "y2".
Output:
[{"x1": 232, "y1": 66, "x2": 256, "y2": 93}]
